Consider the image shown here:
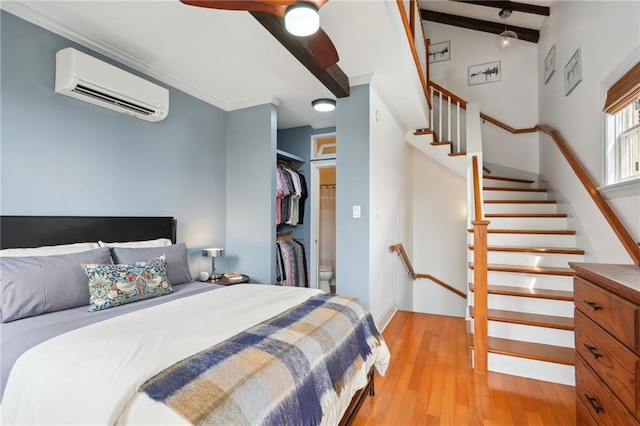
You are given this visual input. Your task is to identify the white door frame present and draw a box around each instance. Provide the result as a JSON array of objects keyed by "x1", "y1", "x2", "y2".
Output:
[{"x1": 309, "y1": 158, "x2": 336, "y2": 290}]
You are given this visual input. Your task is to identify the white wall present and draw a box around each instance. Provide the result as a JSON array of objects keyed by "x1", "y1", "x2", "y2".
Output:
[
  {"x1": 411, "y1": 147, "x2": 467, "y2": 317},
  {"x1": 538, "y1": 1, "x2": 640, "y2": 262},
  {"x1": 425, "y1": 21, "x2": 540, "y2": 174},
  {"x1": 368, "y1": 82, "x2": 413, "y2": 328}
]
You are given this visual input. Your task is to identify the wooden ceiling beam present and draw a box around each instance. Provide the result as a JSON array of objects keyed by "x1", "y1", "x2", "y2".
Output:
[
  {"x1": 250, "y1": 11, "x2": 350, "y2": 98},
  {"x1": 453, "y1": 1, "x2": 550, "y2": 16},
  {"x1": 421, "y1": 9, "x2": 540, "y2": 43}
]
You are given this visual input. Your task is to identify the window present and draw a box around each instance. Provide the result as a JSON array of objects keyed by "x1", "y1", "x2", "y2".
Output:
[
  {"x1": 310, "y1": 133, "x2": 336, "y2": 160},
  {"x1": 604, "y1": 61, "x2": 640, "y2": 185}
]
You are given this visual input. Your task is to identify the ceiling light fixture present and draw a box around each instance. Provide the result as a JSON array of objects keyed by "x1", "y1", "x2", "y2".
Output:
[
  {"x1": 496, "y1": 8, "x2": 518, "y2": 52},
  {"x1": 285, "y1": 3, "x2": 320, "y2": 37},
  {"x1": 312, "y1": 98, "x2": 336, "y2": 112}
]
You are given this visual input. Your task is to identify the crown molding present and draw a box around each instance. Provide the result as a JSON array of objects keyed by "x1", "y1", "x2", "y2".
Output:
[
  {"x1": 1, "y1": 1, "x2": 284, "y2": 113},
  {"x1": 349, "y1": 74, "x2": 374, "y2": 87},
  {"x1": 310, "y1": 120, "x2": 336, "y2": 130}
]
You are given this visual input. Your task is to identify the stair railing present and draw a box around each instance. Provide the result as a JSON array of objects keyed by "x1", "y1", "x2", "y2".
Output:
[
  {"x1": 396, "y1": 0, "x2": 432, "y2": 110},
  {"x1": 389, "y1": 244, "x2": 466, "y2": 299},
  {"x1": 431, "y1": 80, "x2": 640, "y2": 266},
  {"x1": 430, "y1": 83, "x2": 464, "y2": 153}
]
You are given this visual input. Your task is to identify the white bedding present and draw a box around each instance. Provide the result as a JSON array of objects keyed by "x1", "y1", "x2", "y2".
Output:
[
  {"x1": 1, "y1": 285, "x2": 389, "y2": 425},
  {"x1": 2, "y1": 285, "x2": 322, "y2": 425}
]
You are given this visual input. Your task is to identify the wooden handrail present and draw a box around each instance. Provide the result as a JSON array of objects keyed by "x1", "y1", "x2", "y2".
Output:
[
  {"x1": 389, "y1": 243, "x2": 417, "y2": 279},
  {"x1": 396, "y1": 1, "x2": 432, "y2": 110},
  {"x1": 535, "y1": 125, "x2": 640, "y2": 265},
  {"x1": 389, "y1": 244, "x2": 466, "y2": 299},
  {"x1": 430, "y1": 79, "x2": 640, "y2": 265},
  {"x1": 415, "y1": 273, "x2": 467, "y2": 299},
  {"x1": 472, "y1": 155, "x2": 483, "y2": 221}
]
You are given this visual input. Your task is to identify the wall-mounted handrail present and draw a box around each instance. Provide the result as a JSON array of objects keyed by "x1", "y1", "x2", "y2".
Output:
[
  {"x1": 431, "y1": 79, "x2": 640, "y2": 265},
  {"x1": 396, "y1": 0, "x2": 432, "y2": 110},
  {"x1": 535, "y1": 125, "x2": 640, "y2": 265},
  {"x1": 389, "y1": 244, "x2": 466, "y2": 299}
]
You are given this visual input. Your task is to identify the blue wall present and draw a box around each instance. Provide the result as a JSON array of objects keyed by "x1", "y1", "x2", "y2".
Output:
[
  {"x1": 226, "y1": 104, "x2": 277, "y2": 284},
  {"x1": 0, "y1": 12, "x2": 228, "y2": 274},
  {"x1": 336, "y1": 85, "x2": 370, "y2": 305}
]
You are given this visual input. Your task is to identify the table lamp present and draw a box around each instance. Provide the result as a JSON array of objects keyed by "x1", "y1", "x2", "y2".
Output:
[{"x1": 202, "y1": 247, "x2": 224, "y2": 279}]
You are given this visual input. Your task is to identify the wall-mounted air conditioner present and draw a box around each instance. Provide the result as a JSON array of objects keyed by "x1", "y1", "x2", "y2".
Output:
[{"x1": 55, "y1": 48, "x2": 169, "y2": 122}]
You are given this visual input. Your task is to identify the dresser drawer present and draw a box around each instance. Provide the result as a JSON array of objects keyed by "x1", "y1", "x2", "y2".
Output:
[
  {"x1": 575, "y1": 310, "x2": 640, "y2": 417},
  {"x1": 575, "y1": 355, "x2": 640, "y2": 426},
  {"x1": 576, "y1": 398, "x2": 597, "y2": 425},
  {"x1": 574, "y1": 276, "x2": 639, "y2": 353}
]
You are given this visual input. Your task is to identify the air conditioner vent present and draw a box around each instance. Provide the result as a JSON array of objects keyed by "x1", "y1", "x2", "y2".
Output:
[{"x1": 72, "y1": 85, "x2": 154, "y2": 116}]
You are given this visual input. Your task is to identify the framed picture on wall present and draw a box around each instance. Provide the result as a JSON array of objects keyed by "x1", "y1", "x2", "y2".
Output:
[
  {"x1": 429, "y1": 41, "x2": 450, "y2": 63},
  {"x1": 544, "y1": 45, "x2": 556, "y2": 84},
  {"x1": 468, "y1": 61, "x2": 501, "y2": 86},
  {"x1": 564, "y1": 47, "x2": 583, "y2": 96}
]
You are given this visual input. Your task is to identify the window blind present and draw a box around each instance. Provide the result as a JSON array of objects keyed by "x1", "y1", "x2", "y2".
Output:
[{"x1": 603, "y1": 61, "x2": 640, "y2": 115}]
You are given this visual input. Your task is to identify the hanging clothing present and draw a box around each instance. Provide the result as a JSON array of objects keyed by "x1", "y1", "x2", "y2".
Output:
[
  {"x1": 275, "y1": 238, "x2": 308, "y2": 287},
  {"x1": 275, "y1": 165, "x2": 307, "y2": 226}
]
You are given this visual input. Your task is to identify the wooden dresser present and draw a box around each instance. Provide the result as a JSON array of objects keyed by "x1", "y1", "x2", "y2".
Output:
[{"x1": 570, "y1": 263, "x2": 640, "y2": 425}]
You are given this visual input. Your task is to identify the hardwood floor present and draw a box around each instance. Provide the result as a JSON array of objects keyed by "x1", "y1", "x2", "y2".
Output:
[{"x1": 352, "y1": 311, "x2": 576, "y2": 425}]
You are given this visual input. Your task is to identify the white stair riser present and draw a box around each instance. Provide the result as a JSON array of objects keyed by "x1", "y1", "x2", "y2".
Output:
[
  {"x1": 486, "y1": 353, "x2": 575, "y2": 386},
  {"x1": 487, "y1": 217, "x2": 568, "y2": 230},
  {"x1": 482, "y1": 179, "x2": 533, "y2": 189},
  {"x1": 470, "y1": 319, "x2": 575, "y2": 348},
  {"x1": 486, "y1": 233, "x2": 576, "y2": 247},
  {"x1": 484, "y1": 203, "x2": 558, "y2": 214},
  {"x1": 486, "y1": 271, "x2": 574, "y2": 291},
  {"x1": 483, "y1": 190, "x2": 549, "y2": 201},
  {"x1": 486, "y1": 251, "x2": 584, "y2": 268},
  {"x1": 485, "y1": 293, "x2": 574, "y2": 317}
]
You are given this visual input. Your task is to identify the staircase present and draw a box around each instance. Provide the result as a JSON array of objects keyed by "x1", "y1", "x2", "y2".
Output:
[{"x1": 468, "y1": 173, "x2": 582, "y2": 385}]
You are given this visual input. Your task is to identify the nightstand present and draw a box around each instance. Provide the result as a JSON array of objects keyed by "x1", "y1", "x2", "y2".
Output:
[{"x1": 206, "y1": 274, "x2": 250, "y2": 286}]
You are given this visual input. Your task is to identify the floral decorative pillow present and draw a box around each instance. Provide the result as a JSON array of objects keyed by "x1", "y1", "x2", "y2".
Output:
[{"x1": 82, "y1": 255, "x2": 172, "y2": 312}]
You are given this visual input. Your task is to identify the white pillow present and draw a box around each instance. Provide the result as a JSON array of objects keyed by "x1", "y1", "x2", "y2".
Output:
[
  {"x1": 0, "y1": 242, "x2": 100, "y2": 257},
  {"x1": 98, "y1": 238, "x2": 172, "y2": 248}
]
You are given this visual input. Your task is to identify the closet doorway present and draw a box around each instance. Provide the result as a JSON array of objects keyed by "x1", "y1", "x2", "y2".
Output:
[{"x1": 309, "y1": 133, "x2": 336, "y2": 293}]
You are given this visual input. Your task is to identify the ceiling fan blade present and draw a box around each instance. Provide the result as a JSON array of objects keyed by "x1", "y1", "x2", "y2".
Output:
[
  {"x1": 307, "y1": 27, "x2": 339, "y2": 69},
  {"x1": 179, "y1": 1, "x2": 330, "y2": 16}
]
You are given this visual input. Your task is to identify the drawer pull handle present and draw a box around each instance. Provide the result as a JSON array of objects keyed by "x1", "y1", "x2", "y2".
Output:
[
  {"x1": 584, "y1": 344, "x2": 603, "y2": 359},
  {"x1": 585, "y1": 394, "x2": 604, "y2": 414},
  {"x1": 584, "y1": 301, "x2": 603, "y2": 311}
]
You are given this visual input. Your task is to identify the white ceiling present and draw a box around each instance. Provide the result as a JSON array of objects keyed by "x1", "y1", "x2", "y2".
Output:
[
  {"x1": 419, "y1": 0, "x2": 552, "y2": 31},
  {"x1": 2, "y1": 0, "x2": 434, "y2": 130},
  {"x1": 1, "y1": 1, "x2": 549, "y2": 130}
]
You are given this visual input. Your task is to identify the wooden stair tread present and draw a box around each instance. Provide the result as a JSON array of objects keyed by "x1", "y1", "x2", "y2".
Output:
[
  {"x1": 468, "y1": 245, "x2": 584, "y2": 255},
  {"x1": 469, "y1": 306, "x2": 574, "y2": 330},
  {"x1": 485, "y1": 213, "x2": 567, "y2": 218},
  {"x1": 448, "y1": 152, "x2": 466, "y2": 157},
  {"x1": 430, "y1": 141, "x2": 452, "y2": 146},
  {"x1": 468, "y1": 228, "x2": 576, "y2": 235},
  {"x1": 469, "y1": 283, "x2": 574, "y2": 301},
  {"x1": 469, "y1": 262, "x2": 574, "y2": 276},
  {"x1": 484, "y1": 186, "x2": 548, "y2": 192},
  {"x1": 469, "y1": 334, "x2": 575, "y2": 365},
  {"x1": 483, "y1": 175, "x2": 535, "y2": 184},
  {"x1": 414, "y1": 129, "x2": 434, "y2": 135},
  {"x1": 484, "y1": 199, "x2": 556, "y2": 204}
]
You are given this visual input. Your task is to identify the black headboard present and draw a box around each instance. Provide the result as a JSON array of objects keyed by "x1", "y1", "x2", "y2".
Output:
[{"x1": 0, "y1": 216, "x2": 176, "y2": 249}]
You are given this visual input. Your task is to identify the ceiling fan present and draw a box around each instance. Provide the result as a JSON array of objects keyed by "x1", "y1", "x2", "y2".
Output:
[{"x1": 179, "y1": 0, "x2": 339, "y2": 69}]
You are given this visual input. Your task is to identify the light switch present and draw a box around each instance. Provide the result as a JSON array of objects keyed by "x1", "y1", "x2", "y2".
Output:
[{"x1": 352, "y1": 205, "x2": 361, "y2": 219}]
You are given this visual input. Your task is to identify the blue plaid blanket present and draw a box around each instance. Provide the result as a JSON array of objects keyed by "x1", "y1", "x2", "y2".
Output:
[{"x1": 140, "y1": 294, "x2": 386, "y2": 425}]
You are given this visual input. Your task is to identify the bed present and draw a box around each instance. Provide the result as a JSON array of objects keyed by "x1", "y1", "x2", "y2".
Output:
[{"x1": 0, "y1": 216, "x2": 390, "y2": 425}]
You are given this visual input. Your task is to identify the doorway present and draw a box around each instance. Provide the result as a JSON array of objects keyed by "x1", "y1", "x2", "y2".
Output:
[{"x1": 309, "y1": 133, "x2": 337, "y2": 293}]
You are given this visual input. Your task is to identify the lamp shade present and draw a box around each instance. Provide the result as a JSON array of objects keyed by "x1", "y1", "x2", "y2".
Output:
[
  {"x1": 285, "y1": 3, "x2": 319, "y2": 37},
  {"x1": 202, "y1": 248, "x2": 224, "y2": 258}
]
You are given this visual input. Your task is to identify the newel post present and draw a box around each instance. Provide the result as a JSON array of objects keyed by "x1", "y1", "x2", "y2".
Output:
[{"x1": 472, "y1": 219, "x2": 490, "y2": 374}]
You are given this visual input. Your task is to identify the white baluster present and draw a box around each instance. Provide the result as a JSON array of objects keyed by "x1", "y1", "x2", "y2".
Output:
[
  {"x1": 447, "y1": 96, "x2": 451, "y2": 144},
  {"x1": 438, "y1": 91, "x2": 442, "y2": 140},
  {"x1": 456, "y1": 101, "x2": 461, "y2": 153},
  {"x1": 430, "y1": 86, "x2": 434, "y2": 129}
]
